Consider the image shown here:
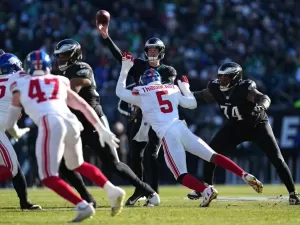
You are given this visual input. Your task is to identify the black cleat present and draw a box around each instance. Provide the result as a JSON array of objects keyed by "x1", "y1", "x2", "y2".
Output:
[
  {"x1": 125, "y1": 191, "x2": 145, "y2": 206},
  {"x1": 20, "y1": 201, "x2": 42, "y2": 210},
  {"x1": 289, "y1": 192, "x2": 300, "y2": 205},
  {"x1": 187, "y1": 190, "x2": 202, "y2": 200}
]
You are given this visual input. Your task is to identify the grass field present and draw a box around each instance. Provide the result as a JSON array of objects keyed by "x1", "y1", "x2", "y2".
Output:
[{"x1": 1, "y1": 185, "x2": 300, "y2": 225}]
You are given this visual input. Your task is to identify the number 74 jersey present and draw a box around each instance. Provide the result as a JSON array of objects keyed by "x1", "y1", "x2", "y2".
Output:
[{"x1": 10, "y1": 74, "x2": 75, "y2": 124}]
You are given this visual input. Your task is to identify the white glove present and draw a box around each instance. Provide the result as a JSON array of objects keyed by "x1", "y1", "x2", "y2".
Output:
[
  {"x1": 177, "y1": 76, "x2": 192, "y2": 97},
  {"x1": 7, "y1": 125, "x2": 30, "y2": 142},
  {"x1": 98, "y1": 127, "x2": 120, "y2": 149},
  {"x1": 121, "y1": 52, "x2": 134, "y2": 75}
]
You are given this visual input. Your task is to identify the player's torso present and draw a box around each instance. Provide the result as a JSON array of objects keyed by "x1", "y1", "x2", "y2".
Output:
[
  {"x1": 64, "y1": 62, "x2": 100, "y2": 107},
  {"x1": 0, "y1": 72, "x2": 26, "y2": 118},
  {"x1": 208, "y1": 79, "x2": 261, "y2": 122},
  {"x1": 130, "y1": 59, "x2": 175, "y2": 84},
  {"x1": 17, "y1": 74, "x2": 72, "y2": 123},
  {"x1": 135, "y1": 84, "x2": 180, "y2": 137}
]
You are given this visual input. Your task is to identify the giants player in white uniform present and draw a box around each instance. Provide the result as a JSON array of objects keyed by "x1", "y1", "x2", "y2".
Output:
[
  {"x1": 0, "y1": 52, "x2": 41, "y2": 210},
  {"x1": 5, "y1": 50, "x2": 125, "y2": 222},
  {"x1": 116, "y1": 53, "x2": 263, "y2": 207}
]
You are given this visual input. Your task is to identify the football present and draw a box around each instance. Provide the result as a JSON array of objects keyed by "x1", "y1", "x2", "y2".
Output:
[{"x1": 96, "y1": 10, "x2": 110, "y2": 27}]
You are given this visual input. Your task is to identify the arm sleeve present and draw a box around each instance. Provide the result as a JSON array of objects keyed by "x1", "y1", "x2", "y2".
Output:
[
  {"x1": 177, "y1": 92, "x2": 197, "y2": 109},
  {"x1": 116, "y1": 74, "x2": 141, "y2": 106},
  {"x1": 102, "y1": 36, "x2": 123, "y2": 63}
]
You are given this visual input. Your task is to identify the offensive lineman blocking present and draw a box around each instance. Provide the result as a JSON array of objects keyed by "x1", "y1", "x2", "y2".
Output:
[
  {"x1": 116, "y1": 53, "x2": 264, "y2": 207},
  {"x1": 5, "y1": 50, "x2": 125, "y2": 222}
]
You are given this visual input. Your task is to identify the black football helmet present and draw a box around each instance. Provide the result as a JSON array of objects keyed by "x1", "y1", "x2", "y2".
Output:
[
  {"x1": 54, "y1": 39, "x2": 82, "y2": 71},
  {"x1": 144, "y1": 37, "x2": 165, "y2": 62},
  {"x1": 217, "y1": 62, "x2": 243, "y2": 91}
]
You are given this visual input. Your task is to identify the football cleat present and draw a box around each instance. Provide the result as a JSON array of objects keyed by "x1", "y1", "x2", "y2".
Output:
[
  {"x1": 108, "y1": 187, "x2": 126, "y2": 216},
  {"x1": 20, "y1": 201, "x2": 42, "y2": 211},
  {"x1": 242, "y1": 173, "x2": 263, "y2": 193},
  {"x1": 145, "y1": 192, "x2": 160, "y2": 206},
  {"x1": 289, "y1": 192, "x2": 300, "y2": 205},
  {"x1": 125, "y1": 190, "x2": 145, "y2": 206},
  {"x1": 70, "y1": 201, "x2": 95, "y2": 223},
  {"x1": 187, "y1": 190, "x2": 202, "y2": 200},
  {"x1": 200, "y1": 186, "x2": 218, "y2": 207}
]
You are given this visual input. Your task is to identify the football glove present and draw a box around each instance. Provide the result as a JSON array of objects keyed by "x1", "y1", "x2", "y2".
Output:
[
  {"x1": 121, "y1": 52, "x2": 134, "y2": 74},
  {"x1": 7, "y1": 125, "x2": 30, "y2": 142},
  {"x1": 177, "y1": 76, "x2": 192, "y2": 97},
  {"x1": 98, "y1": 127, "x2": 120, "y2": 149}
]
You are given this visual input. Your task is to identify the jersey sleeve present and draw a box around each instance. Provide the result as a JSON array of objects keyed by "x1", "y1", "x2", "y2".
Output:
[
  {"x1": 58, "y1": 75, "x2": 71, "y2": 88},
  {"x1": 68, "y1": 64, "x2": 91, "y2": 80}
]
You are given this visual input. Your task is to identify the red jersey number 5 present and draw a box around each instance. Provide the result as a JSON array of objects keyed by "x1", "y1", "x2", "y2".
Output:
[
  {"x1": 156, "y1": 90, "x2": 173, "y2": 113},
  {"x1": 0, "y1": 78, "x2": 9, "y2": 99}
]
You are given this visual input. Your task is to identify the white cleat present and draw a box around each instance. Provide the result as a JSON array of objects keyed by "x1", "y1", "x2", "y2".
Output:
[
  {"x1": 146, "y1": 192, "x2": 160, "y2": 206},
  {"x1": 70, "y1": 201, "x2": 95, "y2": 223},
  {"x1": 200, "y1": 186, "x2": 218, "y2": 207},
  {"x1": 109, "y1": 187, "x2": 126, "y2": 216},
  {"x1": 242, "y1": 173, "x2": 263, "y2": 193}
]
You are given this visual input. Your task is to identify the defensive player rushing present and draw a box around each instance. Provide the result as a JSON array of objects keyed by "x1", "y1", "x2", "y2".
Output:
[
  {"x1": 53, "y1": 39, "x2": 160, "y2": 207},
  {"x1": 99, "y1": 24, "x2": 177, "y2": 204},
  {"x1": 0, "y1": 52, "x2": 41, "y2": 210},
  {"x1": 116, "y1": 53, "x2": 263, "y2": 207},
  {"x1": 5, "y1": 50, "x2": 125, "y2": 222},
  {"x1": 187, "y1": 62, "x2": 300, "y2": 205}
]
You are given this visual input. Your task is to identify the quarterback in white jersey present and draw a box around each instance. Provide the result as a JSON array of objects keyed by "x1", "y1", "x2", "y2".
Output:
[
  {"x1": 6, "y1": 50, "x2": 125, "y2": 222},
  {"x1": 116, "y1": 53, "x2": 263, "y2": 207},
  {"x1": 0, "y1": 52, "x2": 41, "y2": 210}
]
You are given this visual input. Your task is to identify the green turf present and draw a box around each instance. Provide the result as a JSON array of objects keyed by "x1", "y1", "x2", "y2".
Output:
[{"x1": 0, "y1": 185, "x2": 299, "y2": 225}]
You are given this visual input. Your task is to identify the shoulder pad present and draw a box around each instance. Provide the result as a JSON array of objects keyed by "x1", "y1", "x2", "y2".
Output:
[
  {"x1": 239, "y1": 79, "x2": 256, "y2": 90},
  {"x1": 165, "y1": 65, "x2": 177, "y2": 76}
]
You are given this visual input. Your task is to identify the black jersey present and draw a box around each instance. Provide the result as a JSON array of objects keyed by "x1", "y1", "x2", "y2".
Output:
[
  {"x1": 63, "y1": 61, "x2": 103, "y2": 125},
  {"x1": 129, "y1": 58, "x2": 177, "y2": 85},
  {"x1": 208, "y1": 79, "x2": 268, "y2": 124}
]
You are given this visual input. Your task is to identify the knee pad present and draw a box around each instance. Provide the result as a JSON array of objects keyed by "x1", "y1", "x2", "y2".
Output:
[{"x1": 176, "y1": 173, "x2": 188, "y2": 184}]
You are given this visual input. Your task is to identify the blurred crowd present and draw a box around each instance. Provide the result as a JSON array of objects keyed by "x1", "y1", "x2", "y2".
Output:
[{"x1": 1, "y1": 0, "x2": 300, "y2": 186}]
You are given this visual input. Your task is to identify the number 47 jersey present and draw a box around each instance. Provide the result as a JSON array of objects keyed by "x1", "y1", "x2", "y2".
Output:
[{"x1": 10, "y1": 74, "x2": 76, "y2": 125}]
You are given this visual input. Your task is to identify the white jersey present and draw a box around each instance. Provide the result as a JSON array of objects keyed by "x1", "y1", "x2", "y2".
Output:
[
  {"x1": 132, "y1": 84, "x2": 183, "y2": 138},
  {"x1": 10, "y1": 74, "x2": 79, "y2": 125},
  {"x1": 0, "y1": 71, "x2": 26, "y2": 130}
]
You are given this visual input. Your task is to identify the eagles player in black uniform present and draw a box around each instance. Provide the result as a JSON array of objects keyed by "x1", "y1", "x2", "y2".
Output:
[
  {"x1": 54, "y1": 39, "x2": 159, "y2": 207},
  {"x1": 99, "y1": 24, "x2": 177, "y2": 205},
  {"x1": 187, "y1": 62, "x2": 300, "y2": 204}
]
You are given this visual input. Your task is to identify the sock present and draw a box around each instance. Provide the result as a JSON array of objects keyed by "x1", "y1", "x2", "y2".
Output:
[
  {"x1": 12, "y1": 164, "x2": 28, "y2": 202},
  {"x1": 103, "y1": 181, "x2": 116, "y2": 195},
  {"x1": 0, "y1": 165, "x2": 13, "y2": 182},
  {"x1": 203, "y1": 161, "x2": 216, "y2": 185},
  {"x1": 59, "y1": 161, "x2": 94, "y2": 202},
  {"x1": 42, "y1": 176, "x2": 82, "y2": 205},
  {"x1": 114, "y1": 162, "x2": 155, "y2": 195},
  {"x1": 212, "y1": 154, "x2": 244, "y2": 177},
  {"x1": 75, "y1": 162, "x2": 108, "y2": 187},
  {"x1": 181, "y1": 174, "x2": 207, "y2": 193}
]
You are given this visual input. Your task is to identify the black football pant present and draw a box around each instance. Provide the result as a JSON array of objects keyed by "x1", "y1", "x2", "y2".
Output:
[
  {"x1": 203, "y1": 120, "x2": 296, "y2": 193},
  {"x1": 78, "y1": 117, "x2": 154, "y2": 195},
  {"x1": 128, "y1": 118, "x2": 160, "y2": 193}
]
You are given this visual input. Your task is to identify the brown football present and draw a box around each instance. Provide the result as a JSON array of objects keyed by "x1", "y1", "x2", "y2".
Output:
[{"x1": 96, "y1": 10, "x2": 110, "y2": 27}]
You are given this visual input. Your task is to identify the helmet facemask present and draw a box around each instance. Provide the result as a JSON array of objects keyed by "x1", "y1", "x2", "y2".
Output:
[
  {"x1": 144, "y1": 38, "x2": 165, "y2": 62},
  {"x1": 217, "y1": 63, "x2": 242, "y2": 91}
]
